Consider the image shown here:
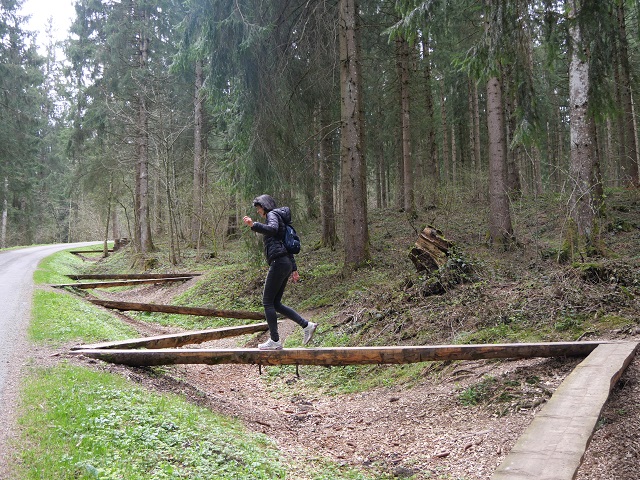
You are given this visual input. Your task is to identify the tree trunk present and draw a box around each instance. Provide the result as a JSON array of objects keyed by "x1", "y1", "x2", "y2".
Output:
[
  {"x1": 568, "y1": 0, "x2": 597, "y2": 249},
  {"x1": 375, "y1": 134, "x2": 382, "y2": 208},
  {"x1": 136, "y1": 3, "x2": 153, "y2": 254},
  {"x1": 395, "y1": 44, "x2": 404, "y2": 210},
  {"x1": 605, "y1": 117, "x2": 615, "y2": 186},
  {"x1": 451, "y1": 124, "x2": 457, "y2": 185},
  {"x1": 533, "y1": 145, "x2": 543, "y2": 196},
  {"x1": 319, "y1": 102, "x2": 338, "y2": 248},
  {"x1": 398, "y1": 37, "x2": 414, "y2": 214},
  {"x1": 103, "y1": 177, "x2": 113, "y2": 258},
  {"x1": 486, "y1": 76, "x2": 515, "y2": 246},
  {"x1": 504, "y1": 77, "x2": 521, "y2": 195},
  {"x1": 616, "y1": 0, "x2": 639, "y2": 185},
  {"x1": 473, "y1": 79, "x2": 482, "y2": 174},
  {"x1": 612, "y1": 37, "x2": 625, "y2": 186},
  {"x1": 191, "y1": 60, "x2": 204, "y2": 246},
  {"x1": 440, "y1": 79, "x2": 449, "y2": 185},
  {"x1": 380, "y1": 141, "x2": 388, "y2": 208},
  {"x1": 339, "y1": 0, "x2": 369, "y2": 268},
  {"x1": 1, "y1": 177, "x2": 7, "y2": 248},
  {"x1": 468, "y1": 78, "x2": 477, "y2": 171},
  {"x1": 422, "y1": 34, "x2": 438, "y2": 202}
]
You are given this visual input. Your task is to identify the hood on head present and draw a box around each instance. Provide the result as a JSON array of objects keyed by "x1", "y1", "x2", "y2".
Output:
[
  {"x1": 252, "y1": 194, "x2": 277, "y2": 212},
  {"x1": 273, "y1": 206, "x2": 292, "y2": 223}
]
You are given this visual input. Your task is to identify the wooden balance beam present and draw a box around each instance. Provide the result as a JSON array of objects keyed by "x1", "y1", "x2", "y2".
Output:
[
  {"x1": 51, "y1": 277, "x2": 194, "y2": 289},
  {"x1": 67, "y1": 273, "x2": 201, "y2": 280},
  {"x1": 71, "y1": 322, "x2": 272, "y2": 350},
  {"x1": 87, "y1": 299, "x2": 265, "y2": 320},
  {"x1": 492, "y1": 341, "x2": 638, "y2": 480},
  {"x1": 70, "y1": 341, "x2": 607, "y2": 367}
]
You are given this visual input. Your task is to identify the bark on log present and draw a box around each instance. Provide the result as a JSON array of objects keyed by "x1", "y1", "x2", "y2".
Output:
[
  {"x1": 70, "y1": 341, "x2": 606, "y2": 367},
  {"x1": 409, "y1": 226, "x2": 453, "y2": 272},
  {"x1": 70, "y1": 250, "x2": 114, "y2": 254},
  {"x1": 72, "y1": 322, "x2": 272, "y2": 350},
  {"x1": 88, "y1": 299, "x2": 265, "y2": 320},
  {"x1": 67, "y1": 273, "x2": 200, "y2": 280},
  {"x1": 51, "y1": 277, "x2": 194, "y2": 289}
]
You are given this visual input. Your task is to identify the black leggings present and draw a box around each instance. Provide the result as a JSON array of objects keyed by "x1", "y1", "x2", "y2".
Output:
[{"x1": 263, "y1": 256, "x2": 307, "y2": 341}]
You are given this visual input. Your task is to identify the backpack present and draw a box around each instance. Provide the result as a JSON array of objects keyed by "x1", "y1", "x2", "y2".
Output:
[{"x1": 275, "y1": 212, "x2": 301, "y2": 254}]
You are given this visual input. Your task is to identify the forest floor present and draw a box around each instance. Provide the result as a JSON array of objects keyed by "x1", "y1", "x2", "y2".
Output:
[{"x1": 39, "y1": 189, "x2": 640, "y2": 478}]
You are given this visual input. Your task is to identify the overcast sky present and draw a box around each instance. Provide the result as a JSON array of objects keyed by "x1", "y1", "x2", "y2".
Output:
[{"x1": 20, "y1": 0, "x2": 76, "y2": 51}]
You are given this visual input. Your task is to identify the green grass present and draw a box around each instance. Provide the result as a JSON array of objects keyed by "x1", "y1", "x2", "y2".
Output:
[
  {"x1": 18, "y1": 364, "x2": 286, "y2": 479},
  {"x1": 29, "y1": 290, "x2": 137, "y2": 346},
  {"x1": 17, "y1": 363, "x2": 382, "y2": 479},
  {"x1": 31, "y1": 248, "x2": 138, "y2": 346},
  {"x1": 33, "y1": 249, "x2": 88, "y2": 285}
]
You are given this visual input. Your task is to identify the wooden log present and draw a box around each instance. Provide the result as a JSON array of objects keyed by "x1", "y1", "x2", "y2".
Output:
[
  {"x1": 67, "y1": 273, "x2": 201, "y2": 280},
  {"x1": 88, "y1": 299, "x2": 265, "y2": 320},
  {"x1": 70, "y1": 250, "x2": 114, "y2": 254},
  {"x1": 72, "y1": 322, "x2": 272, "y2": 350},
  {"x1": 70, "y1": 341, "x2": 606, "y2": 367},
  {"x1": 409, "y1": 226, "x2": 452, "y2": 272},
  {"x1": 51, "y1": 277, "x2": 194, "y2": 289}
]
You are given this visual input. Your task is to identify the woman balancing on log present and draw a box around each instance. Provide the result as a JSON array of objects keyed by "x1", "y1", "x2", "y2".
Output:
[{"x1": 243, "y1": 194, "x2": 317, "y2": 350}]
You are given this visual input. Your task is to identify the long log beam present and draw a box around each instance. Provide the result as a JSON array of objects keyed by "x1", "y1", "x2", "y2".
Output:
[
  {"x1": 70, "y1": 341, "x2": 607, "y2": 367},
  {"x1": 70, "y1": 250, "x2": 114, "y2": 254},
  {"x1": 51, "y1": 277, "x2": 194, "y2": 289},
  {"x1": 67, "y1": 273, "x2": 201, "y2": 280},
  {"x1": 87, "y1": 299, "x2": 265, "y2": 320},
  {"x1": 72, "y1": 322, "x2": 272, "y2": 350}
]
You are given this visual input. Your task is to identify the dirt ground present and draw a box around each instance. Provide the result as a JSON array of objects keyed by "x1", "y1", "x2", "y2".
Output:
[{"x1": 50, "y1": 279, "x2": 640, "y2": 480}]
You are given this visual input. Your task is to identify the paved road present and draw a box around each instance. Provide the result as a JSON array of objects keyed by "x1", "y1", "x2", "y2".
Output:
[
  {"x1": 0, "y1": 243, "x2": 98, "y2": 407},
  {"x1": 0, "y1": 242, "x2": 100, "y2": 476}
]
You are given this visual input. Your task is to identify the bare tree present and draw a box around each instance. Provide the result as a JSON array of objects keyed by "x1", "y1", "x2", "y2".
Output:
[
  {"x1": 567, "y1": 0, "x2": 598, "y2": 249},
  {"x1": 615, "y1": 0, "x2": 638, "y2": 185},
  {"x1": 397, "y1": 36, "x2": 414, "y2": 214},
  {"x1": 318, "y1": 102, "x2": 338, "y2": 248},
  {"x1": 421, "y1": 33, "x2": 438, "y2": 205},
  {"x1": 192, "y1": 60, "x2": 205, "y2": 248},
  {"x1": 339, "y1": 0, "x2": 369, "y2": 268},
  {"x1": 487, "y1": 75, "x2": 514, "y2": 246}
]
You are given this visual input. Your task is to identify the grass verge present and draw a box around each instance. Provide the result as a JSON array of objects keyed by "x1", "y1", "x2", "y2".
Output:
[{"x1": 18, "y1": 363, "x2": 286, "y2": 479}]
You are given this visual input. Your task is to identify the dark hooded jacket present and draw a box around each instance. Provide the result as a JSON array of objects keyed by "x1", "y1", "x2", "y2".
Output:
[{"x1": 251, "y1": 194, "x2": 297, "y2": 270}]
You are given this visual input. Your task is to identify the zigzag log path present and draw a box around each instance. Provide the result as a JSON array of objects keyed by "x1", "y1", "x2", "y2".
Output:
[
  {"x1": 69, "y1": 334, "x2": 638, "y2": 478},
  {"x1": 70, "y1": 341, "x2": 606, "y2": 367},
  {"x1": 87, "y1": 299, "x2": 265, "y2": 320}
]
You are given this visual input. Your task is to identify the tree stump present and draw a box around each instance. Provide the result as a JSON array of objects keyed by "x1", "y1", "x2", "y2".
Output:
[{"x1": 409, "y1": 226, "x2": 453, "y2": 272}]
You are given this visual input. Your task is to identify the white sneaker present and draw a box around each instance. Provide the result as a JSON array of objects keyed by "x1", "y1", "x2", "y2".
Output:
[
  {"x1": 303, "y1": 322, "x2": 317, "y2": 345},
  {"x1": 258, "y1": 338, "x2": 283, "y2": 350}
]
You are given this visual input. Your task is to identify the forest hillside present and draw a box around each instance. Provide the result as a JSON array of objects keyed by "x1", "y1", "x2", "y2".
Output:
[
  {"x1": 82, "y1": 187, "x2": 640, "y2": 356},
  {"x1": 70, "y1": 187, "x2": 640, "y2": 479}
]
